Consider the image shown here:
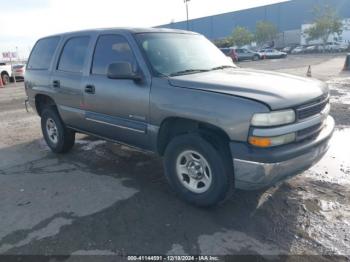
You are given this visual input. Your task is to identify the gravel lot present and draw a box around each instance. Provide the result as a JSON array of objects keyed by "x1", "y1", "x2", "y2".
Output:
[{"x1": 0, "y1": 54, "x2": 349, "y2": 260}]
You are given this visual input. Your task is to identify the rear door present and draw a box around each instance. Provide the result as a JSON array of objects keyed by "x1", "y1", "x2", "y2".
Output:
[
  {"x1": 82, "y1": 33, "x2": 151, "y2": 149},
  {"x1": 50, "y1": 35, "x2": 91, "y2": 127},
  {"x1": 265, "y1": 49, "x2": 274, "y2": 58},
  {"x1": 241, "y1": 49, "x2": 251, "y2": 60},
  {"x1": 236, "y1": 49, "x2": 244, "y2": 60}
]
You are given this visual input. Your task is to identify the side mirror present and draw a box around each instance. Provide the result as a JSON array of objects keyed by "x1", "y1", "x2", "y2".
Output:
[{"x1": 107, "y1": 62, "x2": 142, "y2": 81}]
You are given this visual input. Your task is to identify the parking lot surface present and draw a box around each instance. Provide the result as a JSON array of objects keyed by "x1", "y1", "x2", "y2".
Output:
[{"x1": 0, "y1": 54, "x2": 349, "y2": 259}]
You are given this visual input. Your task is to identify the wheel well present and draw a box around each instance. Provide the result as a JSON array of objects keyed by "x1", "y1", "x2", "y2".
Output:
[
  {"x1": 1, "y1": 71, "x2": 9, "y2": 76},
  {"x1": 35, "y1": 94, "x2": 57, "y2": 117},
  {"x1": 157, "y1": 117, "x2": 230, "y2": 156}
]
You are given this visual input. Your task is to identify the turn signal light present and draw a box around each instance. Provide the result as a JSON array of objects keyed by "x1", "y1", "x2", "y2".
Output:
[
  {"x1": 248, "y1": 137, "x2": 271, "y2": 148},
  {"x1": 248, "y1": 133, "x2": 296, "y2": 148}
]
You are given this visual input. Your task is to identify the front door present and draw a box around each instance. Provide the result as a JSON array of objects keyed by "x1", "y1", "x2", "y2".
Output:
[{"x1": 82, "y1": 34, "x2": 151, "y2": 149}]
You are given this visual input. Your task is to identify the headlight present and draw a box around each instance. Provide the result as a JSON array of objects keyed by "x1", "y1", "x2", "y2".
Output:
[
  {"x1": 251, "y1": 109, "x2": 295, "y2": 126},
  {"x1": 249, "y1": 133, "x2": 296, "y2": 148}
]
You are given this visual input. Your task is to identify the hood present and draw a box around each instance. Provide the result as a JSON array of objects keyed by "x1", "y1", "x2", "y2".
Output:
[{"x1": 168, "y1": 68, "x2": 328, "y2": 110}]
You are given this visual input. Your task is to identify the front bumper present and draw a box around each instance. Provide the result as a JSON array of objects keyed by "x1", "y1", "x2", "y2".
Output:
[{"x1": 231, "y1": 116, "x2": 335, "y2": 190}]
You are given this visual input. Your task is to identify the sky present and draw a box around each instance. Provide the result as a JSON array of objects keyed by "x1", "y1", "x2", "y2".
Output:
[{"x1": 0, "y1": 0, "x2": 286, "y2": 59}]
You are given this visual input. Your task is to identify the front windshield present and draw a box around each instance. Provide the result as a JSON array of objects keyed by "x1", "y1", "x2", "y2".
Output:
[{"x1": 135, "y1": 33, "x2": 236, "y2": 76}]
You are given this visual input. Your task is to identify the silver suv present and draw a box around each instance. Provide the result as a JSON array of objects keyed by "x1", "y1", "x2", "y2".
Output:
[{"x1": 25, "y1": 28, "x2": 334, "y2": 206}]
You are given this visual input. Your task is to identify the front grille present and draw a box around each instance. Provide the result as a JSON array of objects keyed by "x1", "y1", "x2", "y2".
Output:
[
  {"x1": 296, "y1": 95, "x2": 329, "y2": 120},
  {"x1": 297, "y1": 123, "x2": 322, "y2": 141}
]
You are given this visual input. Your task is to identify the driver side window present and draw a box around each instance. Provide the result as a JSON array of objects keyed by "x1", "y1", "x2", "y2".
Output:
[{"x1": 92, "y1": 35, "x2": 136, "y2": 75}]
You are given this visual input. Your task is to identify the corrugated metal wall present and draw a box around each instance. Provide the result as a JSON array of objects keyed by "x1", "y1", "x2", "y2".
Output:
[{"x1": 159, "y1": 0, "x2": 350, "y2": 40}]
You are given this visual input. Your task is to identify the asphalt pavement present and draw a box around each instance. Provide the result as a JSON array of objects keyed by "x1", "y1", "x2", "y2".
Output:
[{"x1": 0, "y1": 54, "x2": 349, "y2": 260}]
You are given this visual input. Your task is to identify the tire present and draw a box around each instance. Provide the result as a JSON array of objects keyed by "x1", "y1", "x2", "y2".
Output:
[
  {"x1": 41, "y1": 107, "x2": 75, "y2": 153},
  {"x1": 164, "y1": 134, "x2": 234, "y2": 207},
  {"x1": 252, "y1": 55, "x2": 259, "y2": 61},
  {"x1": 1, "y1": 73, "x2": 10, "y2": 85}
]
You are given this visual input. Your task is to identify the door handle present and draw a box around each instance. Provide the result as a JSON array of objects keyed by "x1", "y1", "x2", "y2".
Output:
[
  {"x1": 85, "y1": 85, "x2": 95, "y2": 94},
  {"x1": 53, "y1": 80, "x2": 60, "y2": 88}
]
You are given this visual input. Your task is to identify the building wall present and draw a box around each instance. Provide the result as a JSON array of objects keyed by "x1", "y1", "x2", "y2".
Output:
[
  {"x1": 159, "y1": 0, "x2": 350, "y2": 42},
  {"x1": 275, "y1": 29, "x2": 301, "y2": 47}
]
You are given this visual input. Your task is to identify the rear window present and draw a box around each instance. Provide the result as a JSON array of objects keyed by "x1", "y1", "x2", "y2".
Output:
[
  {"x1": 58, "y1": 36, "x2": 90, "y2": 73},
  {"x1": 27, "y1": 36, "x2": 60, "y2": 70}
]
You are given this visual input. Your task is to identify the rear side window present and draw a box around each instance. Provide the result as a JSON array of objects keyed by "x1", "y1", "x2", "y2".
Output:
[
  {"x1": 92, "y1": 35, "x2": 136, "y2": 75},
  {"x1": 27, "y1": 37, "x2": 60, "y2": 70},
  {"x1": 58, "y1": 36, "x2": 90, "y2": 73}
]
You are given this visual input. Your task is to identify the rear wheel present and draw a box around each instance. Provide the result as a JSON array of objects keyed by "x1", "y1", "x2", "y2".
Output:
[
  {"x1": 252, "y1": 55, "x2": 259, "y2": 61},
  {"x1": 1, "y1": 73, "x2": 10, "y2": 85},
  {"x1": 41, "y1": 107, "x2": 75, "y2": 153},
  {"x1": 164, "y1": 134, "x2": 234, "y2": 207}
]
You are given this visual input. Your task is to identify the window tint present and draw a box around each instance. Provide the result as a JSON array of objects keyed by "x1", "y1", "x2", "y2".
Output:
[
  {"x1": 27, "y1": 37, "x2": 60, "y2": 70},
  {"x1": 58, "y1": 36, "x2": 90, "y2": 73},
  {"x1": 92, "y1": 35, "x2": 136, "y2": 75}
]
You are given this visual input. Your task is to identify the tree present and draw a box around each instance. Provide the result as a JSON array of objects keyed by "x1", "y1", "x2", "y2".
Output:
[
  {"x1": 213, "y1": 38, "x2": 231, "y2": 48},
  {"x1": 230, "y1": 26, "x2": 254, "y2": 47},
  {"x1": 304, "y1": 5, "x2": 343, "y2": 47},
  {"x1": 255, "y1": 21, "x2": 278, "y2": 45}
]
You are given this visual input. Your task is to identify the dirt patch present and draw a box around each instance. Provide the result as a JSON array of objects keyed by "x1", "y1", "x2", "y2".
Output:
[{"x1": 330, "y1": 103, "x2": 350, "y2": 126}]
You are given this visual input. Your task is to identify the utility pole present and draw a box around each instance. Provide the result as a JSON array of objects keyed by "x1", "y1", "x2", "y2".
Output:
[
  {"x1": 184, "y1": 0, "x2": 191, "y2": 30},
  {"x1": 16, "y1": 46, "x2": 19, "y2": 62}
]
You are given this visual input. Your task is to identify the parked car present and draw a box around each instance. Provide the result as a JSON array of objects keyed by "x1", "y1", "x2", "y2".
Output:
[
  {"x1": 0, "y1": 62, "x2": 12, "y2": 85},
  {"x1": 305, "y1": 45, "x2": 318, "y2": 53},
  {"x1": 219, "y1": 48, "x2": 238, "y2": 62},
  {"x1": 317, "y1": 45, "x2": 326, "y2": 52},
  {"x1": 25, "y1": 28, "x2": 334, "y2": 206},
  {"x1": 325, "y1": 42, "x2": 349, "y2": 52},
  {"x1": 291, "y1": 46, "x2": 305, "y2": 54},
  {"x1": 258, "y1": 48, "x2": 287, "y2": 59},
  {"x1": 282, "y1": 46, "x2": 293, "y2": 53},
  {"x1": 11, "y1": 64, "x2": 26, "y2": 81},
  {"x1": 281, "y1": 45, "x2": 299, "y2": 54},
  {"x1": 234, "y1": 48, "x2": 260, "y2": 61}
]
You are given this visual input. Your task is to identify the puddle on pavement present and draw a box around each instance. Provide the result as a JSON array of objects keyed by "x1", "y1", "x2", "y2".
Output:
[{"x1": 305, "y1": 128, "x2": 350, "y2": 185}]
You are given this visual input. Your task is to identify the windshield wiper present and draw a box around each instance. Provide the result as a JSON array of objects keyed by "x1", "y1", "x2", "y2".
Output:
[
  {"x1": 210, "y1": 65, "x2": 236, "y2": 71},
  {"x1": 169, "y1": 69, "x2": 209, "y2": 76}
]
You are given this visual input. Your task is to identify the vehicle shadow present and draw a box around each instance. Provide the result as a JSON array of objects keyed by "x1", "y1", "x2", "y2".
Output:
[{"x1": 0, "y1": 136, "x2": 337, "y2": 260}]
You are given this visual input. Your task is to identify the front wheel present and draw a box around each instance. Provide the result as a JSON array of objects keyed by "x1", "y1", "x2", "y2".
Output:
[
  {"x1": 253, "y1": 55, "x2": 259, "y2": 61},
  {"x1": 164, "y1": 134, "x2": 234, "y2": 207},
  {"x1": 41, "y1": 107, "x2": 75, "y2": 153}
]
